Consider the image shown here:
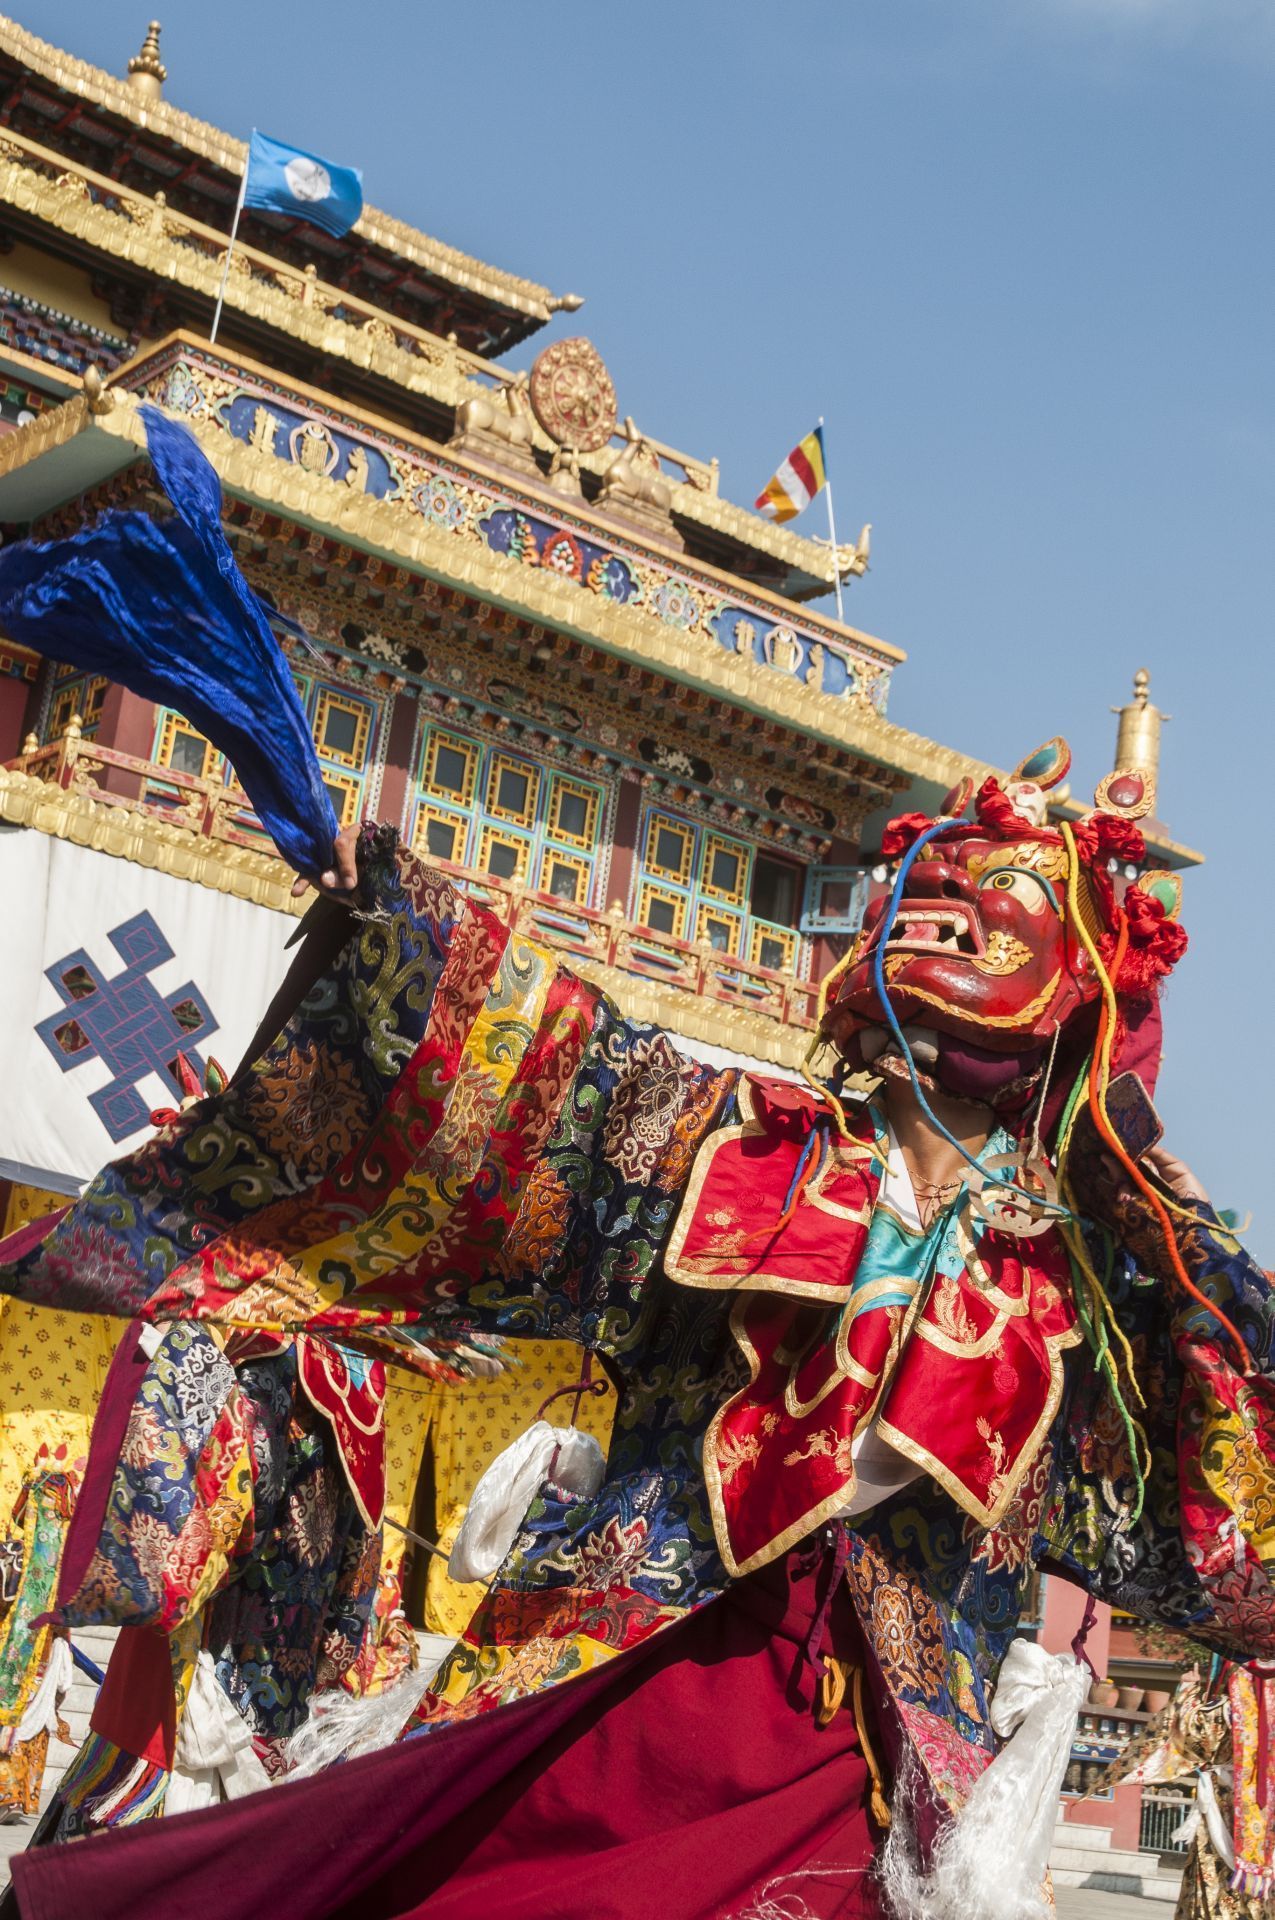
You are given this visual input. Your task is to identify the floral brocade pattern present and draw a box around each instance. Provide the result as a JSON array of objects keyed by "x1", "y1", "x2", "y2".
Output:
[
  {"x1": 250, "y1": 1040, "x2": 371, "y2": 1187},
  {"x1": 57, "y1": 1325, "x2": 253, "y2": 1634},
  {"x1": 599, "y1": 1033, "x2": 725, "y2": 1193},
  {"x1": 5, "y1": 833, "x2": 1275, "y2": 1835},
  {"x1": 209, "y1": 1377, "x2": 379, "y2": 1760}
]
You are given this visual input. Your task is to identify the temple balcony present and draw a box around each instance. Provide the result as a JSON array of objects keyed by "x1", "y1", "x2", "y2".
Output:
[{"x1": 2, "y1": 719, "x2": 829, "y2": 1069}]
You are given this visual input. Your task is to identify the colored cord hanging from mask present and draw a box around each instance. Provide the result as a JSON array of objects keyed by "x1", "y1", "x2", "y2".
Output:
[
  {"x1": 1059, "y1": 824, "x2": 1250, "y2": 1374},
  {"x1": 799, "y1": 929, "x2": 890, "y2": 1172}
]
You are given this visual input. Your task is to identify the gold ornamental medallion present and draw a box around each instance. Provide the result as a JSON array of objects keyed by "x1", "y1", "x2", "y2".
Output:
[{"x1": 529, "y1": 337, "x2": 618, "y2": 452}]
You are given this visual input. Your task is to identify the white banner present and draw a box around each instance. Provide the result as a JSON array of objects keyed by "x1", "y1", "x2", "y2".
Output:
[{"x1": 0, "y1": 825, "x2": 296, "y2": 1191}]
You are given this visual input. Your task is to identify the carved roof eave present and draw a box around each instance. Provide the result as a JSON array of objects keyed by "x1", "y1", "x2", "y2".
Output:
[
  {"x1": 121, "y1": 330, "x2": 899, "y2": 663},
  {"x1": 661, "y1": 479, "x2": 866, "y2": 608},
  {"x1": 1, "y1": 126, "x2": 863, "y2": 590},
  {"x1": 0, "y1": 14, "x2": 559, "y2": 325},
  {"x1": 0, "y1": 392, "x2": 986, "y2": 806}
]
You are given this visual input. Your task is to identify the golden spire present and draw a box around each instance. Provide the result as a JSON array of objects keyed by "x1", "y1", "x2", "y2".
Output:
[
  {"x1": 126, "y1": 22, "x2": 167, "y2": 101},
  {"x1": 1111, "y1": 667, "x2": 1166, "y2": 782}
]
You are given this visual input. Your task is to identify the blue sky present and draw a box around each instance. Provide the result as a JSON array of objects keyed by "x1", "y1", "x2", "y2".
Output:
[{"x1": 38, "y1": 1, "x2": 1275, "y2": 1252}]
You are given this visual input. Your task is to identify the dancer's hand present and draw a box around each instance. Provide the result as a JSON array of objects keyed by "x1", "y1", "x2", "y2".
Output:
[
  {"x1": 291, "y1": 824, "x2": 360, "y2": 900},
  {"x1": 1142, "y1": 1142, "x2": 1209, "y2": 1208}
]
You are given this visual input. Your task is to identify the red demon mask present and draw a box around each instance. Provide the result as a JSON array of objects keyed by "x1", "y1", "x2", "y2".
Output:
[
  {"x1": 825, "y1": 749, "x2": 1185, "y2": 1114},
  {"x1": 834, "y1": 824, "x2": 1098, "y2": 1050}
]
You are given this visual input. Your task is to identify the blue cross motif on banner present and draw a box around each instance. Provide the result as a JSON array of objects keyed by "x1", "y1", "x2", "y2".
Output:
[{"x1": 35, "y1": 912, "x2": 218, "y2": 1142}]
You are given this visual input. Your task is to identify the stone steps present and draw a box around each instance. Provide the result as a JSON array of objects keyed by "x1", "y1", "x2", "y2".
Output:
[{"x1": 1050, "y1": 1814, "x2": 1184, "y2": 1903}]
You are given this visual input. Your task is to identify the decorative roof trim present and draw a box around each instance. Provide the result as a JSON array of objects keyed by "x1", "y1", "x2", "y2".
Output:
[
  {"x1": 117, "y1": 333, "x2": 902, "y2": 666},
  {"x1": 0, "y1": 13, "x2": 559, "y2": 321},
  {"x1": 2, "y1": 390, "x2": 962, "y2": 783}
]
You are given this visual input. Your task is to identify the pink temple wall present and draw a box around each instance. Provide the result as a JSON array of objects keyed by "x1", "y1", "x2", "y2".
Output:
[{"x1": 1039, "y1": 1583, "x2": 1144, "y2": 1851}]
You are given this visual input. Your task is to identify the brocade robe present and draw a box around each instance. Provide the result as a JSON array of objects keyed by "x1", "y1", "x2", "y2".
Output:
[{"x1": 4, "y1": 829, "x2": 1274, "y2": 1839}]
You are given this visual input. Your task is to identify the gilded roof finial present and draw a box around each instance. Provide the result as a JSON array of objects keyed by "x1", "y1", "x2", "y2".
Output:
[
  {"x1": 1111, "y1": 667, "x2": 1168, "y2": 783},
  {"x1": 127, "y1": 22, "x2": 167, "y2": 101}
]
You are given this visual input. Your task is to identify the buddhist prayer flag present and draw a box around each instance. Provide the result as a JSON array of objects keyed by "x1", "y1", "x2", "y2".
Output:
[
  {"x1": 755, "y1": 423, "x2": 828, "y2": 524},
  {"x1": 242, "y1": 130, "x2": 364, "y2": 239}
]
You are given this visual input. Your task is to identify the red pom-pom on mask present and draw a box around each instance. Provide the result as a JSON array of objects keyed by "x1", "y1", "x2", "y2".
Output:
[
  {"x1": 1113, "y1": 884, "x2": 1188, "y2": 995},
  {"x1": 1072, "y1": 812, "x2": 1147, "y2": 869},
  {"x1": 880, "y1": 811, "x2": 934, "y2": 859}
]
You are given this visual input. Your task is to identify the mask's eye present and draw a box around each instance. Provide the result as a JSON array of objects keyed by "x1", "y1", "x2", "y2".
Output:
[{"x1": 978, "y1": 867, "x2": 1056, "y2": 916}]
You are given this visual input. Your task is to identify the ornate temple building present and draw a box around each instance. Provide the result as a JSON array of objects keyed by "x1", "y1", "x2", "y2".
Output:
[
  {"x1": 0, "y1": 15, "x2": 1213, "y2": 1887},
  {"x1": 0, "y1": 16, "x2": 1200, "y2": 1190}
]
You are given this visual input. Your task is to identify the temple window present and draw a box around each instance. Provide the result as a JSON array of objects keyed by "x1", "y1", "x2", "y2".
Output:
[
  {"x1": 45, "y1": 671, "x2": 106, "y2": 742},
  {"x1": 541, "y1": 850, "x2": 590, "y2": 904},
  {"x1": 701, "y1": 835, "x2": 748, "y2": 905},
  {"x1": 413, "y1": 723, "x2": 607, "y2": 905},
  {"x1": 644, "y1": 813, "x2": 694, "y2": 885},
  {"x1": 313, "y1": 689, "x2": 369, "y2": 769},
  {"x1": 799, "y1": 866, "x2": 870, "y2": 936},
  {"x1": 154, "y1": 710, "x2": 224, "y2": 781},
  {"x1": 293, "y1": 677, "x2": 376, "y2": 819},
  {"x1": 486, "y1": 753, "x2": 540, "y2": 826},
  {"x1": 478, "y1": 824, "x2": 530, "y2": 882},
  {"x1": 637, "y1": 881, "x2": 686, "y2": 939},
  {"x1": 749, "y1": 922, "x2": 796, "y2": 974},
  {"x1": 751, "y1": 854, "x2": 798, "y2": 927},
  {"x1": 424, "y1": 730, "x2": 479, "y2": 804},
  {"x1": 152, "y1": 671, "x2": 377, "y2": 833},
  {"x1": 323, "y1": 771, "x2": 361, "y2": 828},
  {"x1": 637, "y1": 805, "x2": 807, "y2": 976},
  {"x1": 548, "y1": 777, "x2": 597, "y2": 848},
  {"x1": 696, "y1": 905, "x2": 742, "y2": 953},
  {"x1": 418, "y1": 806, "x2": 470, "y2": 865}
]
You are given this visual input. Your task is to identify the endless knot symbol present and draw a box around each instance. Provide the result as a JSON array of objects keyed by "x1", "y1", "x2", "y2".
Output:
[
  {"x1": 36, "y1": 911, "x2": 218, "y2": 1142},
  {"x1": 529, "y1": 337, "x2": 618, "y2": 453}
]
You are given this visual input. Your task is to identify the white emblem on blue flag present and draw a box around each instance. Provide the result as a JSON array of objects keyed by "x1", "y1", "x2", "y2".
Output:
[
  {"x1": 283, "y1": 156, "x2": 332, "y2": 204},
  {"x1": 243, "y1": 131, "x2": 363, "y2": 238}
]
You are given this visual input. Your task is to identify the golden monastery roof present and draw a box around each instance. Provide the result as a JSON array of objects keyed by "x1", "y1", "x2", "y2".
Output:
[
  {"x1": 0, "y1": 14, "x2": 568, "y2": 337},
  {"x1": 0, "y1": 125, "x2": 862, "y2": 598}
]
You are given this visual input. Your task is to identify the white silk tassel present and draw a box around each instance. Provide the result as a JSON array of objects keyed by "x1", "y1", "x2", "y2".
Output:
[{"x1": 882, "y1": 1639, "x2": 1092, "y2": 1920}]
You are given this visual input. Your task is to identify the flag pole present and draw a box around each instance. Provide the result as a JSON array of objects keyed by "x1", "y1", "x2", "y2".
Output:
[
  {"x1": 210, "y1": 150, "x2": 250, "y2": 348},
  {"x1": 819, "y1": 417, "x2": 846, "y2": 624}
]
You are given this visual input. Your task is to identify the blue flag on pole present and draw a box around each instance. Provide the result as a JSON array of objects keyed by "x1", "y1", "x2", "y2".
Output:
[{"x1": 242, "y1": 129, "x2": 363, "y2": 238}]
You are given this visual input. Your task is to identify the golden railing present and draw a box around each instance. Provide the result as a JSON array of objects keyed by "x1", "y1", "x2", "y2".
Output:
[
  {"x1": 12, "y1": 715, "x2": 264, "y2": 849},
  {"x1": 9, "y1": 716, "x2": 818, "y2": 1037},
  {"x1": 429, "y1": 859, "x2": 819, "y2": 1034}
]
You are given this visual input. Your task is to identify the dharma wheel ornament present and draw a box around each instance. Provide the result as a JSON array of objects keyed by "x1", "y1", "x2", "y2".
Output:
[{"x1": 529, "y1": 337, "x2": 618, "y2": 452}]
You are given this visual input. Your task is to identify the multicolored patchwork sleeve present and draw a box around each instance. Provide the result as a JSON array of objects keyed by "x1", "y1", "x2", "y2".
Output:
[
  {"x1": 52, "y1": 1322, "x2": 254, "y2": 1636},
  {"x1": 0, "y1": 830, "x2": 736, "y2": 1370},
  {"x1": 1041, "y1": 1192, "x2": 1275, "y2": 1662}
]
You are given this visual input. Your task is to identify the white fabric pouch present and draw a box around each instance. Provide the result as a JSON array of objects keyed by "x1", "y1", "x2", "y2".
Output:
[{"x1": 449, "y1": 1421, "x2": 605, "y2": 1585}]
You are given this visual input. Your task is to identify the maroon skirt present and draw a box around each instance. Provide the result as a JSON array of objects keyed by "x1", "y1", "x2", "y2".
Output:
[{"x1": 13, "y1": 1545, "x2": 887, "y2": 1920}]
